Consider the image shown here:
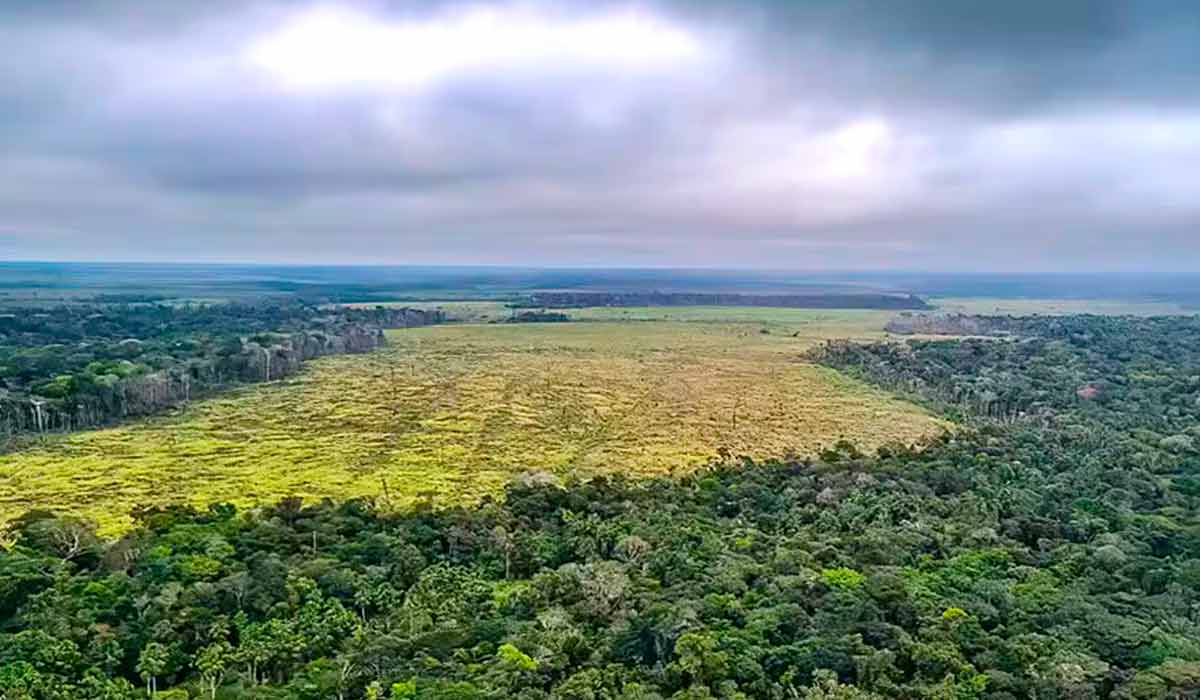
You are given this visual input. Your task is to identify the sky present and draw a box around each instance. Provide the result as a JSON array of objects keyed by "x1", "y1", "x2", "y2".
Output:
[{"x1": 1, "y1": 0, "x2": 1198, "y2": 271}]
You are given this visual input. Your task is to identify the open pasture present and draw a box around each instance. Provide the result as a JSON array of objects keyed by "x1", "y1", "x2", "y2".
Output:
[
  {"x1": 0, "y1": 312, "x2": 945, "y2": 534},
  {"x1": 929, "y1": 297, "x2": 1196, "y2": 316}
]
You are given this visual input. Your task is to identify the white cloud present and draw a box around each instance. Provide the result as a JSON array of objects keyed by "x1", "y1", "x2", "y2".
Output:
[
  {"x1": 966, "y1": 109, "x2": 1200, "y2": 211},
  {"x1": 245, "y1": 3, "x2": 707, "y2": 92},
  {"x1": 3, "y1": 0, "x2": 1198, "y2": 269}
]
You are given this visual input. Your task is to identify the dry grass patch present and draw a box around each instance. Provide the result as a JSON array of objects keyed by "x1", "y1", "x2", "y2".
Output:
[{"x1": 0, "y1": 314, "x2": 945, "y2": 534}]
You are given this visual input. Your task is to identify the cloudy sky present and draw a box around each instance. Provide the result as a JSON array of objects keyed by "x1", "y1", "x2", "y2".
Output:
[{"x1": 2, "y1": 1, "x2": 1198, "y2": 270}]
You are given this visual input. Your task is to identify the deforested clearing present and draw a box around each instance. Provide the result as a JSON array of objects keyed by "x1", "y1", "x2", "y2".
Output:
[{"x1": 0, "y1": 313, "x2": 946, "y2": 534}]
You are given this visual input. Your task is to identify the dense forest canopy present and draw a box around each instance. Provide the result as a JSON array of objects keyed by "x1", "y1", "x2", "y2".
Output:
[
  {"x1": 0, "y1": 304, "x2": 442, "y2": 440},
  {"x1": 1, "y1": 314, "x2": 1199, "y2": 699}
]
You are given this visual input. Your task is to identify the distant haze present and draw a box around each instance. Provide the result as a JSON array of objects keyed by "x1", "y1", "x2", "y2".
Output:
[{"x1": 2, "y1": 1, "x2": 1198, "y2": 270}]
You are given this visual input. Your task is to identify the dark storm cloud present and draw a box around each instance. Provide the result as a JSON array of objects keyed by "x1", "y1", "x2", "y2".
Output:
[
  {"x1": 672, "y1": 0, "x2": 1200, "y2": 112},
  {"x1": 1, "y1": 0, "x2": 1197, "y2": 268}
]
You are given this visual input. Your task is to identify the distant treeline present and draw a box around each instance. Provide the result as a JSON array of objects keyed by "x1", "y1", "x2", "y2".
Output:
[
  {"x1": 0, "y1": 304, "x2": 442, "y2": 441},
  {"x1": 514, "y1": 291, "x2": 931, "y2": 310},
  {"x1": 500, "y1": 311, "x2": 571, "y2": 324},
  {"x1": 881, "y1": 312, "x2": 1195, "y2": 338},
  {"x1": 819, "y1": 313, "x2": 1200, "y2": 424}
]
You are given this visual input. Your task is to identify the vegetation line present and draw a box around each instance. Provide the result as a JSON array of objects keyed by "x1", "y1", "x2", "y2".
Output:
[
  {"x1": 1, "y1": 305, "x2": 443, "y2": 447},
  {"x1": 2, "y1": 313, "x2": 1198, "y2": 698}
]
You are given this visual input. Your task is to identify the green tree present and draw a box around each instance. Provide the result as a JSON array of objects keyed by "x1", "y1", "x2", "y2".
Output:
[
  {"x1": 800, "y1": 670, "x2": 885, "y2": 699},
  {"x1": 137, "y1": 641, "x2": 169, "y2": 697},
  {"x1": 196, "y1": 640, "x2": 231, "y2": 700}
]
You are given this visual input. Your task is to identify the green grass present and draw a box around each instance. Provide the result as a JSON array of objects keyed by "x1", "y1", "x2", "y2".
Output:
[
  {"x1": 0, "y1": 312, "x2": 946, "y2": 535},
  {"x1": 929, "y1": 297, "x2": 1196, "y2": 316},
  {"x1": 339, "y1": 300, "x2": 514, "y2": 323},
  {"x1": 556, "y1": 306, "x2": 901, "y2": 332},
  {"x1": 348, "y1": 302, "x2": 903, "y2": 329}
]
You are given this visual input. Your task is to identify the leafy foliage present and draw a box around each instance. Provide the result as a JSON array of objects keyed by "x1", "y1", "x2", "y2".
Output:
[
  {"x1": 0, "y1": 303, "x2": 440, "y2": 440},
  {"x1": 1, "y1": 314, "x2": 1198, "y2": 698}
]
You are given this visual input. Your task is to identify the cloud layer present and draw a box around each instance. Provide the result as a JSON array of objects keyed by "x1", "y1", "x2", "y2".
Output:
[{"x1": 2, "y1": 0, "x2": 1198, "y2": 270}]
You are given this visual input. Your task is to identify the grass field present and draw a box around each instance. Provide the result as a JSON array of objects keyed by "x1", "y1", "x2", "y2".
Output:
[
  {"x1": 929, "y1": 297, "x2": 1196, "y2": 316},
  {"x1": 0, "y1": 311, "x2": 947, "y2": 535},
  {"x1": 367, "y1": 299, "x2": 1200, "y2": 322},
  {"x1": 357, "y1": 301, "x2": 906, "y2": 327}
]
